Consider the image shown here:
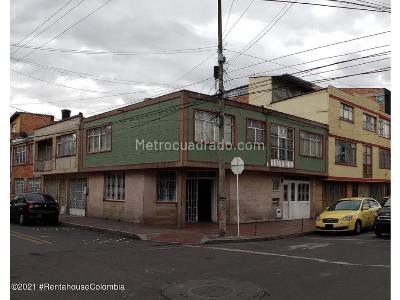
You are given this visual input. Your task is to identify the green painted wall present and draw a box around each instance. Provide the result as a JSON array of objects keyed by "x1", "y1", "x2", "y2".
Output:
[
  {"x1": 186, "y1": 98, "x2": 327, "y2": 173},
  {"x1": 83, "y1": 98, "x2": 181, "y2": 168}
]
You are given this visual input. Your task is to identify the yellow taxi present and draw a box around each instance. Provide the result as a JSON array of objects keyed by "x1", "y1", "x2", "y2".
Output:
[{"x1": 316, "y1": 197, "x2": 381, "y2": 234}]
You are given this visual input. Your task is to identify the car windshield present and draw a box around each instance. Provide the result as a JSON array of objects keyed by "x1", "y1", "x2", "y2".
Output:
[
  {"x1": 328, "y1": 200, "x2": 361, "y2": 211},
  {"x1": 24, "y1": 193, "x2": 56, "y2": 202},
  {"x1": 384, "y1": 198, "x2": 391, "y2": 207}
]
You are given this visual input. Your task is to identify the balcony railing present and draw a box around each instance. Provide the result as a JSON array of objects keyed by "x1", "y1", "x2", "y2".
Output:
[{"x1": 35, "y1": 160, "x2": 52, "y2": 172}]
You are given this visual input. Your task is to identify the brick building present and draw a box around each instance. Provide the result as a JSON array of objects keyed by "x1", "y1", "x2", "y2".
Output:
[{"x1": 10, "y1": 112, "x2": 54, "y2": 197}]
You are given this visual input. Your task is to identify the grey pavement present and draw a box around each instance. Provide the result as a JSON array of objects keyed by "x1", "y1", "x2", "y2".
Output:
[{"x1": 10, "y1": 223, "x2": 390, "y2": 300}]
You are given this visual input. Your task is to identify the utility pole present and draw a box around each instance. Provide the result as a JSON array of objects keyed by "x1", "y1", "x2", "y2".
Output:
[{"x1": 217, "y1": 0, "x2": 226, "y2": 236}]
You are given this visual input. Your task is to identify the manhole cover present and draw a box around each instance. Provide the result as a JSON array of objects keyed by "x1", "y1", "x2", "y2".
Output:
[{"x1": 162, "y1": 279, "x2": 266, "y2": 300}]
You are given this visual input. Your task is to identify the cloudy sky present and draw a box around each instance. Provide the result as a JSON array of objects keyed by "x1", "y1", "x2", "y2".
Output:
[{"x1": 10, "y1": 0, "x2": 391, "y2": 119}]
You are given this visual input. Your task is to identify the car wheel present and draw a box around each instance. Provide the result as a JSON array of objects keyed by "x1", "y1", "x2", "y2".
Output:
[
  {"x1": 375, "y1": 228, "x2": 382, "y2": 237},
  {"x1": 19, "y1": 214, "x2": 27, "y2": 225},
  {"x1": 354, "y1": 220, "x2": 361, "y2": 235},
  {"x1": 49, "y1": 217, "x2": 59, "y2": 225}
]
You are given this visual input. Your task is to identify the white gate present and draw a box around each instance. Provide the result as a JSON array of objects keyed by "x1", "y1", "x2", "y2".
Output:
[
  {"x1": 283, "y1": 180, "x2": 311, "y2": 219},
  {"x1": 69, "y1": 179, "x2": 86, "y2": 216},
  {"x1": 186, "y1": 179, "x2": 198, "y2": 223}
]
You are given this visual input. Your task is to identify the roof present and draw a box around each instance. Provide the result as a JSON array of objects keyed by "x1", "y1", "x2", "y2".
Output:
[{"x1": 10, "y1": 111, "x2": 54, "y2": 123}]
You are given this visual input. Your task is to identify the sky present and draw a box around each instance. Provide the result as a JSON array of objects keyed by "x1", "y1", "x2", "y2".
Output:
[{"x1": 10, "y1": 0, "x2": 391, "y2": 120}]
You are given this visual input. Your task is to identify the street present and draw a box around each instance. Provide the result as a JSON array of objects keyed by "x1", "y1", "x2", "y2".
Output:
[{"x1": 11, "y1": 223, "x2": 390, "y2": 300}]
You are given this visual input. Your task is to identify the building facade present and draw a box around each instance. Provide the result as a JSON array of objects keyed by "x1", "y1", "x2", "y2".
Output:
[
  {"x1": 77, "y1": 90, "x2": 328, "y2": 227},
  {"x1": 10, "y1": 112, "x2": 54, "y2": 198},
  {"x1": 33, "y1": 112, "x2": 86, "y2": 216},
  {"x1": 239, "y1": 78, "x2": 391, "y2": 206}
]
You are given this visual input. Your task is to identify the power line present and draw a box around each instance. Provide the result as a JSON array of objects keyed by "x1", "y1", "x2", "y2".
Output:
[
  {"x1": 258, "y1": 0, "x2": 390, "y2": 12},
  {"x1": 229, "y1": 1, "x2": 295, "y2": 63},
  {"x1": 12, "y1": 0, "x2": 113, "y2": 64},
  {"x1": 11, "y1": 0, "x2": 76, "y2": 55},
  {"x1": 223, "y1": 0, "x2": 256, "y2": 40},
  {"x1": 222, "y1": 0, "x2": 236, "y2": 35},
  {"x1": 227, "y1": 30, "x2": 390, "y2": 73},
  {"x1": 11, "y1": 0, "x2": 87, "y2": 57},
  {"x1": 10, "y1": 44, "x2": 217, "y2": 56}
]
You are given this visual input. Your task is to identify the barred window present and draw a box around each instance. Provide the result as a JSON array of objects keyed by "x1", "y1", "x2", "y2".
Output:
[
  {"x1": 272, "y1": 179, "x2": 280, "y2": 191},
  {"x1": 297, "y1": 184, "x2": 310, "y2": 201},
  {"x1": 340, "y1": 103, "x2": 353, "y2": 121},
  {"x1": 104, "y1": 173, "x2": 125, "y2": 200},
  {"x1": 57, "y1": 133, "x2": 76, "y2": 157},
  {"x1": 14, "y1": 144, "x2": 32, "y2": 165},
  {"x1": 15, "y1": 178, "x2": 24, "y2": 195},
  {"x1": 157, "y1": 171, "x2": 176, "y2": 202},
  {"x1": 379, "y1": 149, "x2": 390, "y2": 169},
  {"x1": 335, "y1": 139, "x2": 356, "y2": 166},
  {"x1": 27, "y1": 178, "x2": 41, "y2": 193},
  {"x1": 300, "y1": 131, "x2": 322, "y2": 157},
  {"x1": 270, "y1": 124, "x2": 294, "y2": 168},
  {"x1": 363, "y1": 114, "x2": 376, "y2": 132},
  {"x1": 247, "y1": 119, "x2": 264, "y2": 143},
  {"x1": 379, "y1": 119, "x2": 390, "y2": 138},
  {"x1": 194, "y1": 110, "x2": 233, "y2": 144},
  {"x1": 88, "y1": 125, "x2": 112, "y2": 153},
  {"x1": 363, "y1": 145, "x2": 372, "y2": 178}
]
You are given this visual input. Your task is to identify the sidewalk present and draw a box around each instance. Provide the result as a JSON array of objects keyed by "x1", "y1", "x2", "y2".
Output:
[{"x1": 59, "y1": 215, "x2": 316, "y2": 244}]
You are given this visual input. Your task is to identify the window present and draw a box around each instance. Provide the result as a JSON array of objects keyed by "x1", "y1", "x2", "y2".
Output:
[
  {"x1": 27, "y1": 178, "x2": 41, "y2": 193},
  {"x1": 247, "y1": 119, "x2": 264, "y2": 143},
  {"x1": 272, "y1": 178, "x2": 280, "y2": 191},
  {"x1": 104, "y1": 173, "x2": 125, "y2": 200},
  {"x1": 13, "y1": 144, "x2": 32, "y2": 165},
  {"x1": 335, "y1": 139, "x2": 356, "y2": 166},
  {"x1": 300, "y1": 131, "x2": 322, "y2": 157},
  {"x1": 270, "y1": 124, "x2": 294, "y2": 168},
  {"x1": 379, "y1": 148, "x2": 390, "y2": 169},
  {"x1": 340, "y1": 103, "x2": 353, "y2": 121},
  {"x1": 379, "y1": 119, "x2": 390, "y2": 138},
  {"x1": 37, "y1": 140, "x2": 52, "y2": 161},
  {"x1": 157, "y1": 171, "x2": 176, "y2": 202},
  {"x1": 88, "y1": 125, "x2": 112, "y2": 153},
  {"x1": 363, "y1": 114, "x2": 376, "y2": 132},
  {"x1": 297, "y1": 184, "x2": 310, "y2": 201},
  {"x1": 57, "y1": 133, "x2": 76, "y2": 157},
  {"x1": 194, "y1": 110, "x2": 233, "y2": 144},
  {"x1": 363, "y1": 145, "x2": 372, "y2": 178},
  {"x1": 369, "y1": 199, "x2": 380, "y2": 208},
  {"x1": 14, "y1": 178, "x2": 24, "y2": 195}
]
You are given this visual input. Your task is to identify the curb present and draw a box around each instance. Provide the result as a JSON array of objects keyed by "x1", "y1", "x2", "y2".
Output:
[
  {"x1": 204, "y1": 231, "x2": 317, "y2": 244},
  {"x1": 60, "y1": 221, "x2": 146, "y2": 241}
]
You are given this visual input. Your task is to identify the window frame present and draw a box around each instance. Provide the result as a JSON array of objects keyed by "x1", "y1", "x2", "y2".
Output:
[
  {"x1": 87, "y1": 124, "x2": 112, "y2": 154},
  {"x1": 335, "y1": 139, "x2": 357, "y2": 166},
  {"x1": 156, "y1": 171, "x2": 177, "y2": 202},
  {"x1": 246, "y1": 118, "x2": 265, "y2": 144},
  {"x1": 378, "y1": 119, "x2": 390, "y2": 139},
  {"x1": 193, "y1": 109, "x2": 235, "y2": 145},
  {"x1": 57, "y1": 133, "x2": 77, "y2": 157},
  {"x1": 379, "y1": 148, "x2": 390, "y2": 170},
  {"x1": 363, "y1": 113, "x2": 377, "y2": 132},
  {"x1": 27, "y1": 177, "x2": 42, "y2": 193},
  {"x1": 299, "y1": 130, "x2": 323, "y2": 158},
  {"x1": 103, "y1": 173, "x2": 125, "y2": 201},
  {"x1": 14, "y1": 178, "x2": 25, "y2": 195},
  {"x1": 270, "y1": 123, "x2": 295, "y2": 167},
  {"x1": 340, "y1": 103, "x2": 354, "y2": 122}
]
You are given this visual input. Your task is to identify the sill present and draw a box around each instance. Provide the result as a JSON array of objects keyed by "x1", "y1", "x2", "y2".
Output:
[
  {"x1": 339, "y1": 118, "x2": 354, "y2": 124},
  {"x1": 363, "y1": 128, "x2": 377, "y2": 133},
  {"x1": 379, "y1": 167, "x2": 391, "y2": 170},
  {"x1": 56, "y1": 154, "x2": 76, "y2": 158},
  {"x1": 13, "y1": 163, "x2": 33, "y2": 166},
  {"x1": 335, "y1": 163, "x2": 357, "y2": 167},
  {"x1": 87, "y1": 149, "x2": 112, "y2": 155},
  {"x1": 156, "y1": 200, "x2": 177, "y2": 204},
  {"x1": 103, "y1": 199, "x2": 125, "y2": 202},
  {"x1": 299, "y1": 154, "x2": 323, "y2": 159}
]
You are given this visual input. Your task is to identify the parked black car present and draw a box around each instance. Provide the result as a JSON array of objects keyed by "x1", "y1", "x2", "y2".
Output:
[
  {"x1": 375, "y1": 197, "x2": 390, "y2": 237},
  {"x1": 10, "y1": 193, "x2": 59, "y2": 225}
]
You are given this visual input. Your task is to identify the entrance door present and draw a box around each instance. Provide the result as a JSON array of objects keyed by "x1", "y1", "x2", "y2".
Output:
[
  {"x1": 283, "y1": 180, "x2": 311, "y2": 219},
  {"x1": 69, "y1": 179, "x2": 86, "y2": 216},
  {"x1": 186, "y1": 176, "x2": 215, "y2": 223},
  {"x1": 59, "y1": 180, "x2": 67, "y2": 214}
]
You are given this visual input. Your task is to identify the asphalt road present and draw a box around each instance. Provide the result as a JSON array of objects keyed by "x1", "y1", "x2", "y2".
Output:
[{"x1": 10, "y1": 223, "x2": 390, "y2": 300}]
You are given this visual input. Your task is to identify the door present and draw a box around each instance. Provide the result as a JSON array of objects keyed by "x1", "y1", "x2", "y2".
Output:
[
  {"x1": 186, "y1": 179, "x2": 198, "y2": 223},
  {"x1": 283, "y1": 180, "x2": 311, "y2": 219},
  {"x1": 69, "y1": 179, "x2": 86, "y2": 216},
  {"x1": 59, "y1": 180, "x2": 67, "y2": 214}
]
